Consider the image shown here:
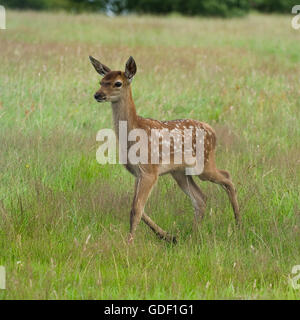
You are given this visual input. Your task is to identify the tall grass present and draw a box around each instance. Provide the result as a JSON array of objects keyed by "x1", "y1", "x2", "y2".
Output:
[{"x1": 0, "y1": 11, "x2": 299, "y2": 299}]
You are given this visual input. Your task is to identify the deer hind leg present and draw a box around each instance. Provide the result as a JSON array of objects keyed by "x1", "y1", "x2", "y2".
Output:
[
  {"x1": 171, "y1": 171, "x2": 206, "y2": 228},
  {"x1": 129, "y1": 173, "x2": 175, "y2": 244},
  {"x1": 199, "y1": 169, "x2": 241, "y2": 225}
]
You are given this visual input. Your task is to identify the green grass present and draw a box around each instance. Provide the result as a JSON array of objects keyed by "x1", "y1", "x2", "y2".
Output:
[{"x1": 0, "y1": 10, "x2": 300, "y2": 299}]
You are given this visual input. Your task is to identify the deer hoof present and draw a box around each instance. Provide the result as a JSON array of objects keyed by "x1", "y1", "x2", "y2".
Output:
[{"x1": 127, "y1": 234, "x2": 134, "y2": 245}]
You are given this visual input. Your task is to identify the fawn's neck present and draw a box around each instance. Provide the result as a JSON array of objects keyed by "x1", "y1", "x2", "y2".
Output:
[{"x1": 111, "y1": 86, "x2": 138, "y2": 137}]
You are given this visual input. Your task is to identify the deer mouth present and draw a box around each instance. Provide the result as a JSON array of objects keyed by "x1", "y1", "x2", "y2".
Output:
[
  {"x1": 94, "y1": 92, "x2": 107, "y2": 102},
  {"x1": 96, "y1": 97, "x2": 106, "y2": 102},
  {"x1": 94, "y1": 95, "x2": 107, "y2": 102}
]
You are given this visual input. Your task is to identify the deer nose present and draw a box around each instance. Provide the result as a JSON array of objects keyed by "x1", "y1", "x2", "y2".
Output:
[
  {"x1": 94, "y1": 92, "x2": 101, "y2": 100},
  {"x1": 94, "y1": 92, "x2": 104, "y2": 101}
]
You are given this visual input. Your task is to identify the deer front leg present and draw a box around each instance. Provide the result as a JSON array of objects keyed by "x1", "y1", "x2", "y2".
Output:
[
  {"x1": 128, "y1": 173, "x2": 158, "y2": 244},
  {"x1": 142, "y1": 213, "x2": 177, "y2": 244}
]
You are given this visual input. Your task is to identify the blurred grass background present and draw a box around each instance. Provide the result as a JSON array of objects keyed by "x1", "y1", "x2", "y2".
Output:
[{"x1": 0, "y1": 10, "x2": 299, "y2": 299}]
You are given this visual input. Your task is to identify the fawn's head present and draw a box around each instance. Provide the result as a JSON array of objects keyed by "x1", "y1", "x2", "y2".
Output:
[{"x1": 89, "y1": 56, "x2": 137, "y2": 103}]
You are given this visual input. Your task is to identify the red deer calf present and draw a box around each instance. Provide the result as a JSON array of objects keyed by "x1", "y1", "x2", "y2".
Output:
[{"x1": 89, "y1": 56, "x2": 240, "y2": 244}]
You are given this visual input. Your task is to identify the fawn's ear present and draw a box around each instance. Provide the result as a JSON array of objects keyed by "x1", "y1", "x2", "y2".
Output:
[
  {"x1": 89, "y1": 56, "x2": 111, "y2": 76},
  {"x1": 124, "y1": 56, "x2": 137, "y2": 82}
]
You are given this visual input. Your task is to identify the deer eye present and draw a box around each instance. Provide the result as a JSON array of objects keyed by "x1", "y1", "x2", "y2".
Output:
[{"x1": 114, "y1": 81, "x2": 122, "y2": 87}]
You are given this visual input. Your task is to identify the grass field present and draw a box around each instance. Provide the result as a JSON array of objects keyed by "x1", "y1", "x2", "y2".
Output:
[{"x1": 0, "y1": 10, "x2": 300, "y2": 299}]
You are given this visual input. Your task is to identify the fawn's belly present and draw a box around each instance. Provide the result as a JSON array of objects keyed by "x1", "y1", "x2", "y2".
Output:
[
  {"x1": 124, "y1": 163, "x2": 139, "y2": 177},
  {"x1": 123, "y1": 162, "x2": 198, "y2": 177}
]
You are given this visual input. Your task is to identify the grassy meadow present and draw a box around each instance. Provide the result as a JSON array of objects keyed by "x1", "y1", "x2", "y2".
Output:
[{"x1": 0, "y1": 10, "x2": 300, "y2": 299}]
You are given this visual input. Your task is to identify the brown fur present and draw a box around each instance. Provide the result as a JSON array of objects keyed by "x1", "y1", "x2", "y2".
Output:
[{"x1": 89, "y1": 56, "x2": 241, "y2": 244}]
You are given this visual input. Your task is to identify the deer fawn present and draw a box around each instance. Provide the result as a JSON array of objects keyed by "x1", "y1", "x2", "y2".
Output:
[{"x1": 89, "y1": 56, "x2": 240, "y2": 244}]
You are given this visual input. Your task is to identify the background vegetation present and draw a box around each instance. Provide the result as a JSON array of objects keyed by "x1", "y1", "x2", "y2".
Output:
[
  {"x1": 0, "y1": 10, "x2": 299, "y2": 299},
  {"x1": 1, "y1": 0, "x2": 298, "y2": 16}
]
